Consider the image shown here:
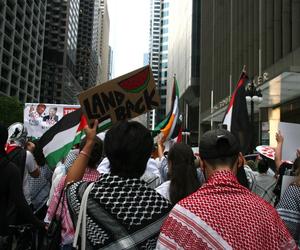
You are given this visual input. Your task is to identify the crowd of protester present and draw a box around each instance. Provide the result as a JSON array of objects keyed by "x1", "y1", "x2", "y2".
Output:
[{"x1": 0, "y1": 120, "x2": 299, "y2": 249}]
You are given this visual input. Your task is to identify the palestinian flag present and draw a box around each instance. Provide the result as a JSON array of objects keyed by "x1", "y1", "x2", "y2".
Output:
[
  {"x1": 223, "y1": 71, "x2": 251, "y2": 153},
  {"x1": 153, "y1": 77, "x2": 179, "y2": 140},
  {"x1": 37, "y1": 109, "x2": 87, "y2": 169}
]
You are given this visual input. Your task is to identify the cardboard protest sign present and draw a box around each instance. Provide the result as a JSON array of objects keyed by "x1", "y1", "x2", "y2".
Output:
[
  {"x1": 279, "y1": 122, "x2": 300, "y2": 161},
  {"x1": 78, "y1": 66, "x2": 160, "y2": 131}
]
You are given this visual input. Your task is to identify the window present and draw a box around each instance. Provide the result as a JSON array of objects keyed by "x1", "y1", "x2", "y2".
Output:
[
  {"x1": 160, "y1": 62, "x2": 168, "y2": 68},
  {"x1": 161, "y1": 27, "x2": 168, "y2": 34},
  {"x1": 161, "y1": 19, "x2": 169, "y2": 26},
  {"x1": 161, "y1": 36, "x2": 168, "y2": 43},
  {"x1": 162, "y1": 10, "x2": 169, "y2": 17},
  {"x1": 160, "y1": 54, "x2": 168, "y2": 60},
  {"x1": 160, "y1": 45, "x2": 168, "y2": 51},
  {"x1": 162, "y1": 2, "x2": 169, "y2": 9}
]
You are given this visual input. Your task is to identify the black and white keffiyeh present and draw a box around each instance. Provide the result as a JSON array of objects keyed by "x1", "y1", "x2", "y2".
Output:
[
  {"x1": 277, "y1": 184, "x2": 300, "y2": 247},
  {"x1": 67, "y1": 174, "x2": 172, "y2": 249}
]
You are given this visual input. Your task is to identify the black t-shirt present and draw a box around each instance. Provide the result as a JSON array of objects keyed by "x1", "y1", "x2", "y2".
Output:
[{"x1": 0, "y1": 157, "x2": 43, "y2": 236}]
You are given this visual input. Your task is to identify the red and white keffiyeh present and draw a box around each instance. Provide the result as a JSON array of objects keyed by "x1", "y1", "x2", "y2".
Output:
[{"x1": 157, "y1": 170, "x2": 297, "y2": 250}]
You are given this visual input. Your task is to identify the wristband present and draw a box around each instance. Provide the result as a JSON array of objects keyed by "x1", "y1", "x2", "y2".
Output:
[{"x1": 80, "y1": 150, "x2": 90, "y2": 158}]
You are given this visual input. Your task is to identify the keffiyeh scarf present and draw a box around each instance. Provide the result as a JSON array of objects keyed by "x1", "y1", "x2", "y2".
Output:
[
  {"x1": 277, "y1": 184, "x2": 300, "y2": 247},
  {"x1": 157, "y1": 170, "x2": 296, "y2": 250},
  {"x1": 67, "y1": 174, "x2": 172, "y2": 249}
]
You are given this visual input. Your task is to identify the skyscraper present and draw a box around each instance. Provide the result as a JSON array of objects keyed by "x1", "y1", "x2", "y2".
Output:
[
  {"x1": 76, "y1": 0, "x2": 100, "y2": 90},
  {"x1": 148, "y1": 0, "x2": 169, "y2": 129},
  {"x1": 108, "y1": 45, "x2": 114, "y2": 80},
  {"x1": 98, "y1": 0, "x2": 110, "y2": 84},
  {"x1": 0, "y1": 0, "x2": 46, "y2": 103},
  {"x1": 40, "y1": 0, "x2": 82, "y2": 104},
  {"x1": 167, "y1": 0, "x2": 201, "y2": 144}
]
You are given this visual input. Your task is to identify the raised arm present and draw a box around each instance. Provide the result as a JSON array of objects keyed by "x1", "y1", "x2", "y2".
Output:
[
  {"x1": 275, "y1": 131, "x2": 284, "y2": 172},
  {"x1": 157, "y1": 133, "x2": 165, "y2": 160},
  {"x1": 65, "y1": 120, "x2": 98, "y2": 185}
]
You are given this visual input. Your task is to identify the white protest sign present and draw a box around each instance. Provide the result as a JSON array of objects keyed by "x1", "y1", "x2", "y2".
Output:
[
  {"x1": 281, "y1": 175, "x2": 296, "y2": 197},
  {"x1": 279, "y1": 122, "x2": 300, "y2": 161},
  {"x1": 24, "y1": 103, "x2": 80, "y2": 138}
]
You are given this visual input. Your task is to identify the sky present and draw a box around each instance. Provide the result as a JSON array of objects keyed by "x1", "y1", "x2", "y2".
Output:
[{"x1": 107, "y1": 0, "x2": 150, "y2": 78}]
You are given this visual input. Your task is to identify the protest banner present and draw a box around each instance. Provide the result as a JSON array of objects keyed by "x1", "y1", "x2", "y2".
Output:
[
  {"x1": 24, "y1": 103, "x2": 80, "y2": 138},
  {"x1": 279, "y1": 122, "x2": 300, "y2": 161},
  {"x1": 78, "y1": 66, "x2": 160, "y2": 131}
]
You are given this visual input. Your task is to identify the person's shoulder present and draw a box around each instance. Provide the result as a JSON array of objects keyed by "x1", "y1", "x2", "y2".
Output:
[
  {"x1": 1, "y1": 160, "x2": 21, "y2": 178},
  {"x1": 178, "y1": 188, "x2": 202, "y2": 207}
]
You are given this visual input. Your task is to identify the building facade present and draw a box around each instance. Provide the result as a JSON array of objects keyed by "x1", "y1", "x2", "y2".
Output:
[
  {"x1": 108, "y1": 45, "x2": 113, "y2": 80},
  {"x1": 148, "y1": 0, "x2": 170, "y2": 129},
  {"x1": 199, "y1": 0, "x2": 300, "y2": 146},
  {"x1": 167, "y1": 0, "x2": 300, "y2": 145},
  {"x1": 0, "y1": 0, "x2": 46, "y2": 103},
  {"x1": 76, "y1": 0, "x2": 100, "y2": 90},
  {"x1": 97, "y1": 0, "x2": 110, "y2": 84},
  {"x1": 40, "y1": 0, "x2": 82, "y2": 104},
  {"x1": 166, "y1": 0, "x2": 200, "y2": 144}
]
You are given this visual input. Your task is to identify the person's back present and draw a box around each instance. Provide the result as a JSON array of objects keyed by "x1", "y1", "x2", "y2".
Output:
[
  {"x1": 66, "y1": 121, "x2": 172, "y2": 249},
  {"x1": 0, "y1": 159, "x2": 22, "y2": 235},
  {"x1": 252, "y1": 159, "x2": 277, "y2": 204},
  {"x1": 0, "y1": 124, "x2": 44, "y2": 237},
  {"x1": 157, "y1": 129, "x2": 296, "y2": 250}
]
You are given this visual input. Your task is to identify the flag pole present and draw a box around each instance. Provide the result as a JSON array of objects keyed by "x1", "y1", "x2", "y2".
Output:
[{"x1": 210, "y1": 90, "x2": 214, "y2": 129}]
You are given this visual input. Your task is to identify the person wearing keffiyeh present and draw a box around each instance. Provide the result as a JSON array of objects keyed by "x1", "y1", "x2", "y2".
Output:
[
  {"x1": 45, "y1": 137, "x2": 102, "y2": 249},
  {"x1": 65, "y1": 121, "x2": 172, "y2": 249},
  {"x1": 277, "y1": 157, "x2": 300, "y2": 247},
  {"x1": 157, "y1": 129, "x2": 297, "y2": 250}
]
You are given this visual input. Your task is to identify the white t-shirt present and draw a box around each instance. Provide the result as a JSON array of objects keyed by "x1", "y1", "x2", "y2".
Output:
[
  {"x1": 23, "y1": 151, "x2": 39, "y2": 205},
  {"x1": 155, "y1": 180, "x2": 171, "y2": 201}
]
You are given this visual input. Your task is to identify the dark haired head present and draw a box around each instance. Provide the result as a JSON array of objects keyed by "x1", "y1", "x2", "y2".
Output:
[
  {"x1": 168, "y1": 143, "x2": 201, "y2": 204},
  {"x1": 37, "y1": 103, "x2": 46, "y2": 109},
  {"x1": 80, "y1": 137, "x2": 103, "y2": 168},
  {"x1": 104, "y1": 121, "x2": 153, "y2": 178},
  {"x1": 0, "y1": 123, "x2": 8, "y2": 157},
  {"x1": 293, "y1": 157, "x2": 300, "y2": 176},
  {"x1": 257, "y1": 159, "x2": 269, "y2": 173}
]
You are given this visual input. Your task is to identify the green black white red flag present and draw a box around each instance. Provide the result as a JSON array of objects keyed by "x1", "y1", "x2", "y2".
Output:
[
  {"x1": 37, "y1": 109, "x2": 87, "y2": 169},
  {"x1": 153, "y1": 77, "x2": 180, "y2": 140},
  {"x1": 223, "y1": 71, "x2": 251, "y2": 154}
]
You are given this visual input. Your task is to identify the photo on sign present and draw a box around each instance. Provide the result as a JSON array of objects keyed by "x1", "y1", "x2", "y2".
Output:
[{"x1": 24, "y1": 103, "x2": 80, "y2": 138}]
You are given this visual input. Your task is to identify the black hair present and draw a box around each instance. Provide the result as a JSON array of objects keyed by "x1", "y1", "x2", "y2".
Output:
[
  {"x1": 37, "y1": 103, "x2": 46, "y2": 109},
  {"x1": 0, "y1": 123, "x2": 8, "y2": 157},
  {"x1": 104, "y1": 121, "x2": 153, "y2": 178},
  {"x1": 168, "y1": 143, "x2": 201, "y2": 204},
  {"x1": 80, "y1": 137, "x2": 103, "y2": 168},
  {"x1": 293, "y1": 157, "x2": 300, "y2": 176},
  {"x1": 204, "y1": 155, "x2": 239, "y2": 169},
  {"x1": 257, "y1": 159, "x2": 269, "y2": 173}
]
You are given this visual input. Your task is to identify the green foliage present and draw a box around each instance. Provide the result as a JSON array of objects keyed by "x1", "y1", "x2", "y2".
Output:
[{"x1": 0, "y1": 96, "x2": 23, "y2": 127}]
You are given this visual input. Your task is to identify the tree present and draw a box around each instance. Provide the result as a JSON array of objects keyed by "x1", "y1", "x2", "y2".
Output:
[{"x1": 0, "y1": 96, "x2": 23, "y2": 127}]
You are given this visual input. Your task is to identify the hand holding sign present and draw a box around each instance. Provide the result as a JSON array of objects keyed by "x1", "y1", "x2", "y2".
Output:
[
  {"x1": 85, "y1": 119, "x2": 99, "y2": 142},
  {"x1": 78, "y1": 66, "x2": 160, "y2": 131}
]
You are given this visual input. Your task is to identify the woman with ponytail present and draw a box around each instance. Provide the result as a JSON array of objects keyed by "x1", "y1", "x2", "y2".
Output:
[{"x1": 156, "y1": 143, "x2": 201, "y2": 204}]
